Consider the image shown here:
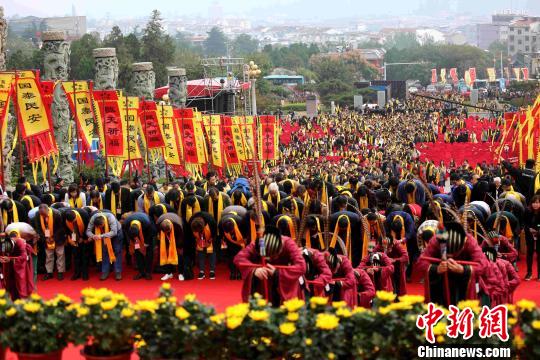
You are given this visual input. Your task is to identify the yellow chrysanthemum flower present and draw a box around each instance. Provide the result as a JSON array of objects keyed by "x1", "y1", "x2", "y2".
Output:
[
  {"x1": 0, "y1": 289, "x2": 6, "y2": 297},
  {"x1": 135, "y1": 339, "x2": 147, "y2": 349},
  {"x1": 162, "y1": 283, "x2": 171, "y2": 290},
  {"x1": 378, "y1": 306, "x2": 391, "y2": 315},
  {"x1": 279, "y1": 322, "x2": 296, "y2": 335},
  {"x1": 84, "y1": 297, "x2": 100, "y2": 306},
  {"x1": 305, "y1": 338, "x2": 313, "y2": 346},
  {"x1": 283, "y1": 298, "x2": 305, "y2": 312},
  {"x1": 332, "y1": 301, "x2": 347, "y2": 309},
  {"x1": 310, "y1": 296, "x2": 328, "y2": 307},
  {"x1": 437, "y1": 335, "x2": 445, "y2": 343},
  {"x1": 433, "y1": 322, "x2": 446, "y2": 336},
  {"x1": 121, "y1": 308, "x2": 135, "y2": 318},
  {"x1": 135, "y1": 300, "x2": 159, "y2": 313},
  {"x1": 30, "y1": 294, "x2": 41, "y2": 301},
  {"x1": 100, "y1": 300, "x2": 118, "y2": 311},
  {"x1": 76, "y1": 306, "x2": 90, "y2": 317},
  {"x1": 508, "y1": 318, "x2": 517, "y2": 326},
  {"x1": 398, "y1": 295, "x2": 425, "y2": 304},
  {"x1": 328, "y1": 352, "x2": 336, "y2": 360},
  {"x1": 532, "y1": 320, "x2": 540, "y2": 330},
  {"x1": 261, "y1": 337, "x2": 272, "y2": 345},
  {"x1": 336, "y1": 307, "x2": 352, "y2": 318},
  {"x1": 53, "y1": 294, "x2": 72, "y2": 304},
  {"x1": 248, "y1": 310, "x2": 270, "y2": 322},
  {"x1": 287, "y1": 312, "x2": 300, "y2": 322},
  {"x1": 376, "y1": 291, "x2": 396, "y2": 302},
  {"x1": 513, "y1": 334, "x2": 525, "y2": 350},
  {"x1": 226, "y1": 303, "x2": 250, "y2": 319},
  {"x1": 0, "y1": 299, "x2": 7, "y2": 307},
  {"x1": 184, "y1": 293, "x2": 197, "y2": 302},
  {"x1": 226, "y1": 316, "x2": 243, "y2": 330},
  {"x1": 176, "y1": 307, "x2": 191, "y2": 320},
  {"x1": 23, "y1": 302, "x2": 41, "y2": 313},
  {"x1": 256, "y1": 298, "x2": 268, "y2": 307},
  {"x1": 210, "y1": 313, "x2": 225, "y2": 324},
  {"x1": 6, "y1": 307, "x2": 17, "y2": 317},
  {"x1": 190, "y1": 325, "x2": 197, "y2": 331},
  {"x1": 352, "y1": 307, "x2": 367, "y2": 314},
  {"x1": 316, "y1": 313, "x2": 340, "y2": 330},
  {"x1": 517, "y1": 299, "x2": 536, "y2": 312}
]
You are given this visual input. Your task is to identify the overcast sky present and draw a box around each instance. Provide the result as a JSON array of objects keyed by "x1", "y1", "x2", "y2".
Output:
[{"x1": 3, "y1": 0, "x2": 540, "y2": 19}]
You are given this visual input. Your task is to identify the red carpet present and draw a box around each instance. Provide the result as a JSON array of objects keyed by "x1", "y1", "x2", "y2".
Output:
[{"x1": 5, "y1": 258, "x2": 540, "y2": 359}]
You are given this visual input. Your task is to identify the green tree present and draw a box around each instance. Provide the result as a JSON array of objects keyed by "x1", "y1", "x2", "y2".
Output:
[
  {"x1": 232, "y1": 34, "x2": 259, "y2": 56},
  {"x1": 102, "y1": 26, "x2": 142, "y2": 90},
  {"x1": 204, "y1": 27, "x2": 228, "y2": 57},
  {"x1": 70, "y1": 33, "x2": 102, "y2": 80},
  {"x1": 141, "y1": 9, "x2": 175, "y2": 87}
]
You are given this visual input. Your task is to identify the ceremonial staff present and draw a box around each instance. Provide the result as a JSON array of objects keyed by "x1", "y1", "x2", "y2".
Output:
[
  {"x1": 13, "y1": 69, "x2": 24, "y2": 177},
  {"x1": 125, "y1": 93, "x2": 131, "y2": 178},
  {"x1": 141, "y1": 97, "x2": 151, "y2": 182},
  {"x1": 73, "y1": 79, "x2": 81, "y2": 174}
]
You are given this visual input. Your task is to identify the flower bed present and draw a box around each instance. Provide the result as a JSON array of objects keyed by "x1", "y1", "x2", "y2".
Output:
[{"x1": 0, "y1": 287, "x2": 538, "y2": 359}]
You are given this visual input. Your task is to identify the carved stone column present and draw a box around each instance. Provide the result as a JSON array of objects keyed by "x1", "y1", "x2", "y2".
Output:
[
  {"x1": 0, "y1": 6, "x2": 14, "y2": 188},
  {"x1": 131, "y1": 62, "x2": 155, "y2": 99},
  {"x1": 0, "y1": 6, "x2": 6, "y2": 71},
  {"x1": 167, "y1": 68, "x2": 187, "y2": 108},
  {"x1": 93, "y1": 48, "x2": 118, "y2": 90},
  {"x1": 42, "y1": 31, "x2": 74, "y2": 183}
]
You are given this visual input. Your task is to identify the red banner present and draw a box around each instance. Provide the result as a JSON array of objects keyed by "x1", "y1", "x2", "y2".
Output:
[
  {"x1": 431, "y1": 69, "x2": 437, "y2": 84},
  {"x1": 178, "y1": 109, "x2": 199, "y2": 165},
  {"x1": 522, "y1": 68, "x2": 529, "y2": 81},
  {"x1": 469, "y1": 68, "x2": 477, "y2": 83},
  {"x1": 140, "y1": 101, "x2": 165, "y2": 149},
  {"x1": 93, "y1": 90, "x2": 123, "y2": 157},
  {"x1": 449, "y1": 68, "x2": 458, "y2": 84},
  {"x1": 259, "y1": 115, "x2": 278, "y2": 161},
  {"x1": 222, "y1": 116, "x2": 240, "y2": 165}
]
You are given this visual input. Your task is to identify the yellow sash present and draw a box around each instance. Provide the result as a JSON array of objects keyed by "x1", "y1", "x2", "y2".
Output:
[
  {"x1": 2, "y1": 200, "x2": 19, "y2": 225},
  {"x1": 110, "y1": 190, "x2": 122, "y2": 216},
  {"x1": 40, "y1": 208, "x2": 55, "y2": 250},
  {"x1": 94, "y1": 215, "x2": 116, "y2": 264},
  {"x1": 129, "y1": 220, "x2": 146, "y2": 256},
  {"x1": 69, "y1": 196, "x2": 83, "y2": 208},
  {"x1": 250, "y1": 216, "x2": 265, "y2": 243},
  {"x1": 144, "y1": 192, "x2": 160, "y2": 213},
  {"x1": 195, "y1": 224, "x2": 214, "y2": 253},
  {"x1": 21, "y1": 195, "x2": 35, "y2": 209},
  {"x1": 185, "y1": 198, "x2": 201, "y2": 222},
  {"x1": 159, "y1": 219, "x2": 179, "y2": 265},
  {"x1": 66, "y1": 211, "x2": 85, "y2": 247},
  {"x1": 330, "y1": 214, "x2": 351, "y2": 260},
  {"x1": 224, "y1": 218, "x2": 245, "y2": 248},
  {"x1": 278, "y1": 215, "x2": 296, "y2": 239},
  {"x1": 305, "y1": 216, "x2": 325, "y2": 250}
]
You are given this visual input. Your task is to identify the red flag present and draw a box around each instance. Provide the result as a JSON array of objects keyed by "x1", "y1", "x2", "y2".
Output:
[
  {"x1": 222, "y1": 116, "x2": 240, "y2": 165},
  {"x1": 259, "y1": 115, "x2": 278, "y2": 161},
  {"x1": 522, "y1": 68, "x2": 529, "y2": 81},
  {"x1": 449, "y1": 68, "x2": 458, "y2": 84},
  {"x1": 93, "y1": 90, "x2": 123, "y2": 157},
  {"x1": 469, "y1": 68, "x2": 477, "y2": 83},
  {"x1": 431, "y1": 69, "x2": 437, "y2": 84},
  {"x1": 178, "y1": 110, "x2": 199, "y2": 165},
  {"x1": 140, "y1": 101, "x2": 165, "y2": 149}
]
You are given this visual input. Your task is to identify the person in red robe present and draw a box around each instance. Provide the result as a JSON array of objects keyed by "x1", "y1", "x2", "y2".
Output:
[
  {"x1": 478, "y1": 248, "x2": 506, "y2": 306},
  {"x1": 376, "y1": 236, "x2": 409, "y2": 295},
  {"x1": 299, "y1": 247, "x2": 332, "y2": 299},
  {"x1": 353, "y1": 267, "x2": 376, "y2": 307},
  {"x1": 481, "y1": 231, "x2": 518, "y2": 264},
  {"x1": 358, "y1": 240, "x2": 394, "y2": 292},
  {"x1": 0, "y1": 233, "x2": 34, "y2": 299},
  {"x1": 483, "y1": 246, "x2": 520, "y2": 305},
  {"x1": 234, "y1": 226, "x2": 306, "y2": 306},
  {"x1": 325, "y1": 250, "x2": 358, "y2": 307},
  {"x1": 417, "y1": 222, "x2": 488, "y2": 307}
]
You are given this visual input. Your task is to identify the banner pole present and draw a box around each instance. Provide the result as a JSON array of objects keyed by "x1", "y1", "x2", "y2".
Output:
[
  {"x1": 0, "y1": 112, "x2": 4, "y2": 188},
  {"x1": 73, "y1": 79, "x2": 82, "y2": 175},
  {"x1": 99, "y1": 89, "x2": 109, "y2": 178},
  {"x1": 125, "y1": 94, "x2": 132, "y2": 179},
  {"x1": 14, "y1": 70, "x2": 24, "y2": 178},
  {"x1": 141, "y1": 97, "x2": 151, "y2": 182},
  {"x1": 161, "y1": 101, "x2": 169, "y2": 186}
]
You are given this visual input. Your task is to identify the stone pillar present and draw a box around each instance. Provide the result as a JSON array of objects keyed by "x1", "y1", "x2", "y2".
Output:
[
  {"x1": 42, "y1": 31, "x2": 74, "y2": 183},
  {"x1": 0, "y1": 6, "x2": 6, "y2": 71},
  {"x1": 167, "y1": 67, "x2": 187, "y2": 108},
  {"x1": 131, "y1": 62, "x2": 155, "y2": 99},
  {"x1": 93, "y1": 48, "x2": 118, "y2": 90},
  {"x1": 0, "y1": 6, "x2": 14, "y2": 188}
]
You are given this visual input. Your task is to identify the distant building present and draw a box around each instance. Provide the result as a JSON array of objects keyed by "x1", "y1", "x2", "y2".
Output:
[
  {"x1": 263, "y1": 74, "x2": 305, "y2": 86},
  {"x1": 476, "y1": 13, "x2": 529, "y2": 50},
  {"x1": 507, "y1": 17, "x2": 540, "y2": 57},
  {"x1": 8, "y1": 15, "x2": 86, "y2": 40},
  {"x1": 356, "y1": 48, "x2": 386, "y2": 75}
]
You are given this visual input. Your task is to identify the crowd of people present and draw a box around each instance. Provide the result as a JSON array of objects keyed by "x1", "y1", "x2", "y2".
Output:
[{"x1": 0, "y1": 97, "x2": 539, "y2": 310}]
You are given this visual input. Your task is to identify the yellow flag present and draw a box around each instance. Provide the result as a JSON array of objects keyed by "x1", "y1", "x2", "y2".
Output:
[
  {"x1": 193, "y1": 111, "x2": 208, "y2": 165},
  {"x1": 464, "y1": 70, "x2": 472, "y2": 86},
  {"x1": 487, "y1": 68, "x2": 496, "y2": 82},
  {"x1": 206, "y1": 115, "x2": 223, "y2": 168},
  {"x1": 513, "y1": 68, "x2": 521, "y2": 81},
  {"x1": 440, "y1": 68, "x2": 446, "y2": 84},
  {"x1": 157, "y1": 104, "x2": 181, "y2": 166},
  {"x1": 231, "y1": 116, "x2": 247, "y2": 161},
  {"x1": 62, "y1": 81, "x2": 96, "y2": 150},
  {"x1": 0, "y1": 73, "x2": 14, "y2": 149}
]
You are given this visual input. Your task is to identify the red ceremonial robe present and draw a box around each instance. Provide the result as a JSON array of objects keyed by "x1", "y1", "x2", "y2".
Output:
[
  {"x1": 375, "y1": 244, "x2": 409, "y2": 295},
  {"x1": 355, "y1": 268, "x2": 376, "y2": 308},
  {"x1": 417, "y1": 234, "x2": 488, "y2": 306},
  {"x1": 330, "y1": 255, "x2": 358, "y2": 308},
  {"x1": 299, "y1": 249, "x2": 332, "y2": 298},
  {"x1": 481, "y1": 237, "x2": 518, "y2": 263},
  {"x1": 496, "y1": 259, "x2": 520, "y2": 304},
  {"x1": 234, "y1": 236, "x2": 306, "y2": 305},
  {"x1": 1, "y1": 238, "x2": 34, "y2": 299},
  {"x1": 479, "y1": 260, "x2": 506, "y2": 306},
  {"x1": 358, "y1": 252, "x2": 394, "y2": 292}
]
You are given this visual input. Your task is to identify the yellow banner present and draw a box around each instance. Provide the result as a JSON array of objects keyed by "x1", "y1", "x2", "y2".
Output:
[
  {"x1": 241, "y1": 116, "x2": 256, "y2": 160},
  {"x1": 15, "y1": 73, "x2": 51, "y2": 137},
  {"x1": 231, "y1": 116, "x2": 247, "y2": 161},
  {"x1": 205, "y1": 115, "x2": 223, "y2": 168},
  {"x1": 120, "y1": 96, "x2": 142, "y2": 160},
  {"x1": 62, "y1": 81, "x2": 96, "y2": 149},
  {"x1": 464, "y1": 70, "x2": 471, "y2": 87},
  {"x1": 0, "y1": 73, "x2": 14, "y2": 149},
  {"x1": 513, "y1": 68, "x2": 521, "y2": 81},
  {"x1": 440, "y1": 68, "x2": 446, "y2": 84},
  {"x1": 193, "y1": 111, "x2": 208, "y2": 165},
  {"x1": 158, "y1": 104, "x2": 181, "y2": 166},
  {"x1": 487, "y1": 68, "x2": 496, "y2": 82}
]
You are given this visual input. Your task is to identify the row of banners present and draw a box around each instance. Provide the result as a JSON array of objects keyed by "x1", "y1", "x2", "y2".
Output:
[
  {"x1": 430, "y1": 67, "x2": 530, "y2": 85},
  {"x1": 0, "y1": 70, "x2": 280, "y2": 181}
]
